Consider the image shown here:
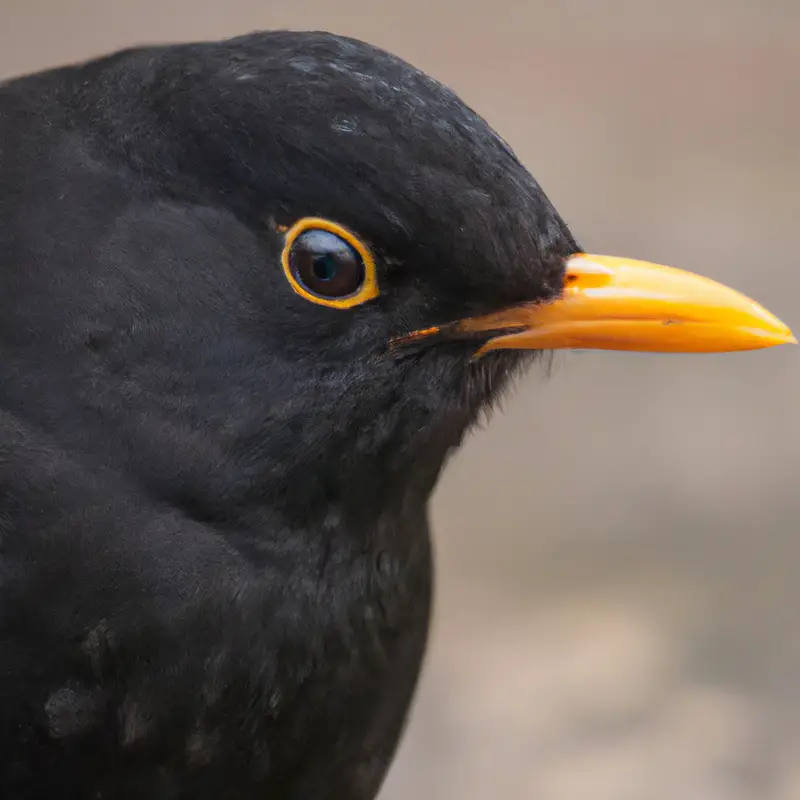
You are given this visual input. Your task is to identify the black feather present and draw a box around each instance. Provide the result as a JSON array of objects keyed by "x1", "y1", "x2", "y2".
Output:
[{"x1": 0, "y1": 30, "x2": 577, "y2": 799}]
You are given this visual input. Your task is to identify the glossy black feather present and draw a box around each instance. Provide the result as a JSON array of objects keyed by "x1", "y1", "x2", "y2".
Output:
[{"x1": 0, "y1": 30, "x2": 578, "y2": 799}]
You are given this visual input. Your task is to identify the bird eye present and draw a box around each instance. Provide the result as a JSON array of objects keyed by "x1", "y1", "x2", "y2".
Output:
[
  {"x1": 281, "y1": 218, "x2": 379, "y2": 309},
  {"x1": 291, "y1": 231, "x2": 362, "y2": 297}
]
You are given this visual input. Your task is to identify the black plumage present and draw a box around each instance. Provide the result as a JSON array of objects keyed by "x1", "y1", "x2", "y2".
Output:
[{"x1": 0, "y1": 31, "x2": 577, "y2": 799}]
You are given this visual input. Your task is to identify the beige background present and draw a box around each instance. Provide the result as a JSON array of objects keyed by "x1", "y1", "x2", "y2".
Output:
[{"x1": 1, "y1": 1, "x2": 799, "y2": 798}]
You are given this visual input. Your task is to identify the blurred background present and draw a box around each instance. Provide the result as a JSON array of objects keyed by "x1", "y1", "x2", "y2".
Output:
[{"x1": 1, "y1": 1, "x2": 798, "y2": 797}]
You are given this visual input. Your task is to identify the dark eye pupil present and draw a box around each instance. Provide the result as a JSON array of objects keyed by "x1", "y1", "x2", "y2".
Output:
[
  {"x1": 289, "y1": 229, "x2": 365, "y2": 300},
  {"x1": 312, "y1": 254, "x2": 339, "y2": 281}
]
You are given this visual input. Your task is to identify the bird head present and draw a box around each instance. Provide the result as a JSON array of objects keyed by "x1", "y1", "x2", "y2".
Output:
[{"x1": 8, "y1": 31, "x2": 792, "y2": 531}]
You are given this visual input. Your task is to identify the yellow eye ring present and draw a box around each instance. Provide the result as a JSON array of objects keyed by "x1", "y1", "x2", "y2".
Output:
[{"x1": 280, "y1": 218, "x2": 379, "y2": 309}]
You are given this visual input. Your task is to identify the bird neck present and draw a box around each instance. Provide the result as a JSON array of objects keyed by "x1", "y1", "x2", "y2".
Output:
[{"x1": 130, "y1": 365, "x2": 472, "y2": 553}]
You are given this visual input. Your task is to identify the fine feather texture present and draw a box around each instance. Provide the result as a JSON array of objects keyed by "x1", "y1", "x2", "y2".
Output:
[{"x1": 0, "y1": 30, "x2": 578, "y2": 799}]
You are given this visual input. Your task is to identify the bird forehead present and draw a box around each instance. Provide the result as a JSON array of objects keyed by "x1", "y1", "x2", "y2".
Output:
[
  {"x1": 226, "y1": 41, "x2": 531, "y2": 227},
  {"x1": 219, "y1": 33, "x2": 507, "y2": 147},
  {"x1": 111, "y1": 33, "x2": 571, "y2": 289},
  {"x1": 289, "y1": 55, "x2": 409, "y2": 97}
]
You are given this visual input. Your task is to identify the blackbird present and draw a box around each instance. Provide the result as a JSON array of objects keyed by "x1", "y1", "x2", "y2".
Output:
[{"x1": 0, "y1": 30, "x2": 793, "y2": 800}]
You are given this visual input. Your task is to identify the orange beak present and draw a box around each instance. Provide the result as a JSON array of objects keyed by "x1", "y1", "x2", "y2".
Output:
[{"x1": 396, "y1": 254, "x2": 795, "y2": 356}]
